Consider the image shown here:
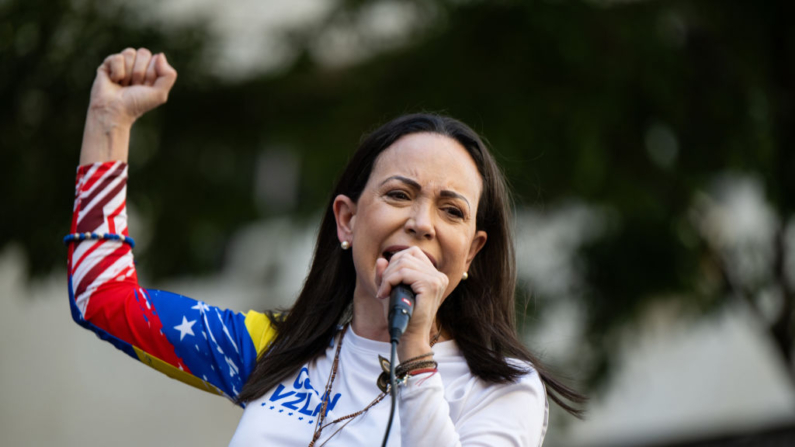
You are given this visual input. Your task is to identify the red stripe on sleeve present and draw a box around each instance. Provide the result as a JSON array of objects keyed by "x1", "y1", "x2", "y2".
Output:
[
  {"x1": 106, "y1": 200, "x2": 125, "y2": 234},
  {"x1": 77, "y1": 164, "x2": 106, "y2": 194},
  {"x1": 81, "y1": 162, "x2": 124, "y2": 205},
  {"x1": 77, "y1": 180, "x2": 126, "y2": 233},
  {"x1": 74, "y1": 243, "x2": 131, "y2": 299},
  {"x1": 85, "y1": 283, "x2": 189, "y2": 372},
  {"x1": 71, "y1": 239, "x2": 107, "y2": 275}
]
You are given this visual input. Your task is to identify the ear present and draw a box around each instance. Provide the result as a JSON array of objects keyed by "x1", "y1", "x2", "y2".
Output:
[
  {"x1": 333, "y1": 194, "x2": 357, "y2": 245},
  {"x1": 464, "y1": 230, "x2": 488, "y2": 270}
]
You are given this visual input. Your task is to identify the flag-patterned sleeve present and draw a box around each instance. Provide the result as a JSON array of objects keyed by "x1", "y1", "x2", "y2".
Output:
[{"x1": 66, "y1": 161, "x2": 277, "y2": 405}]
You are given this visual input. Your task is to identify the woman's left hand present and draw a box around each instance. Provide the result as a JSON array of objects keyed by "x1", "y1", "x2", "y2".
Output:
[{"x1": 375, "y1": 247, "x2": 449, "y2": 360}]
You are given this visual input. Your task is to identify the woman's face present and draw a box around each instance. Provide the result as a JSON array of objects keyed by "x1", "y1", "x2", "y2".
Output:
[{"x1": 335, "y1": 132, "x2": 488, "y2": 301}]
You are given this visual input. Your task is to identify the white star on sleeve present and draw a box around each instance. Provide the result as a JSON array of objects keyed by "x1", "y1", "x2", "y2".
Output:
[
  {"x1": 191, "y1": 301, "x2": 210, "y2": 313},
  {"x1": 174, "y1": 316, "x2": 197, "y2": 341}
]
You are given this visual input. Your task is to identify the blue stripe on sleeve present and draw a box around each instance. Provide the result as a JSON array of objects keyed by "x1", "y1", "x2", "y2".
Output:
[{"x1": 146, "y1": 289, "x2": 259, "y2": 400}]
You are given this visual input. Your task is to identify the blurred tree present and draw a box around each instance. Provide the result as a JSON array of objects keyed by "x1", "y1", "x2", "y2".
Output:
[{"x1": 4, "y1": 0, "x2": 794, "y2": 393}]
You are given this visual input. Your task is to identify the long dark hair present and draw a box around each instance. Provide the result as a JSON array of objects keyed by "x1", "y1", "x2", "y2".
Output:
[{"x1": 236, "y1": 113, "x2": 585, "y2": 416}]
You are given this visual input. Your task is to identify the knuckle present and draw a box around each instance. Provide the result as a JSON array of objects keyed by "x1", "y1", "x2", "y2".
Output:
[{"x1": 137, "y1": 47, "x2": 151, "y2": 56}]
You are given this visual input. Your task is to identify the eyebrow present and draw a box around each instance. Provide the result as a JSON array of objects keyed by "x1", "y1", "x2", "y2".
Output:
[{"x1": 380, "y1": 175, "x2": 471, "y2": 210}]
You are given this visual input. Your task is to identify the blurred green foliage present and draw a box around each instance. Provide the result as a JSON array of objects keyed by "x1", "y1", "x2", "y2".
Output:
[{"x1": 3, "y1": 0, "x2": 794, "y2": 390}]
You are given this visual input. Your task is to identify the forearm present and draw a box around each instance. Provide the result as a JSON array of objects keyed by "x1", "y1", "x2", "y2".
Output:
[{"x1": 79, "y1": 110, "x2": 132, "y2": 165}]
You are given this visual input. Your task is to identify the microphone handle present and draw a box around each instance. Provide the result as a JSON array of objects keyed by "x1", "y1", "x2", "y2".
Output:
[{"x1": 388, "y1": 284, "x2": 416, "y2": 343}]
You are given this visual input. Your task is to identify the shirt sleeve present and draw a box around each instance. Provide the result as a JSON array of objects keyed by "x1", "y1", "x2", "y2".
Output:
[
  {"x1": 66, "y1": 161, "x2": 277, "y2": 405},
  {"x1": 398, "y1": 367, "x2": 548, "y2": 447}
]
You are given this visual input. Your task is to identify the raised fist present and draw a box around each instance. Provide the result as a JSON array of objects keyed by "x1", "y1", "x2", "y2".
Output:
[{"x1": 89, "y1": 47, "x2": 178, "y2": 127}]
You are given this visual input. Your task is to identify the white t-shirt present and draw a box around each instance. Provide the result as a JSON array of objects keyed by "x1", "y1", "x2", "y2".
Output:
[{"x1": 229, "y1": 326, "x2": 548, "y2": 446}]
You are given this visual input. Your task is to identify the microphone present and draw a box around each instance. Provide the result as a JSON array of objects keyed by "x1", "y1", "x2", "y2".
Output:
[
  {"x1": 382, "y1": 284, "x2": 416, "y2": 447},
  {"x1": 388, "y1": 284, "x2": 415, "y2": 343}
]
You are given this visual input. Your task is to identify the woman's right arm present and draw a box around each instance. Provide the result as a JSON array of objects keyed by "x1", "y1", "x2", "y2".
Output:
[
  {"x1": 80, "y1": 47, "x2": 175, "y2": 164},
  {"x1": 68, "y1": 49, "x2": 276, "y2": 405}
]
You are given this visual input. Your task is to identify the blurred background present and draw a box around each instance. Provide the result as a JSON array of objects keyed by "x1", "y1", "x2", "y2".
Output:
[{"x1": 2, "y1": 0, "x2": 795, "y2": 445}]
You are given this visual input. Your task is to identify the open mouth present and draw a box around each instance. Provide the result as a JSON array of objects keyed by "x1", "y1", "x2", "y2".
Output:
[
  {"x1": 382, "y1": 246, "x2": 438, "y2": 268},
  {"x1": 382, "y1": 247, "x2": 405, "y2": 263}
]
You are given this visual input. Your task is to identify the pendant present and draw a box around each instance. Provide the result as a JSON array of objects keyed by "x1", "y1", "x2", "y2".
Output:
[{"x1": 376, "y1": 355, "x2": 391, "y2": 393}]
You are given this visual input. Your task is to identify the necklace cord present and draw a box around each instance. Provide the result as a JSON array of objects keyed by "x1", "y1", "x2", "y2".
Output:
[
  {"x1": 310, "y1": 325, "x2": 441, "y2": 447},
  {"x1": 381, "y1": 340, "x2": 399, "y2": 447},
  {"x1": 309, "y1": 327, "x2": 346, "y2": 447}
]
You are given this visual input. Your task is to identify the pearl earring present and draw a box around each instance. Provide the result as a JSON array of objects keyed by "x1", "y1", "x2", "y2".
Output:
[
  {"x1": 341, "y1": 240, "x2": 351, "y2": 250},
  {"x1": 462, "y1": 272, "x2": 469, "y2": 280}
]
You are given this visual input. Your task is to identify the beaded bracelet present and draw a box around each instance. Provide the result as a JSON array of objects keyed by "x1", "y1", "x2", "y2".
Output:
[{"x1": 63, "y1": 232, "x2": 136, "y2": 248}]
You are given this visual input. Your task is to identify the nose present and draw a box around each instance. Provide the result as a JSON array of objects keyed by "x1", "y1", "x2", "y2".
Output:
[{"x1": 405, "y1": 201, "x2": 435, "y2": 240}]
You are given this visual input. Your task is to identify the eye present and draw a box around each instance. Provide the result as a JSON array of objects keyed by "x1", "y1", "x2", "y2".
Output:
[
  {"x1": 386, "y1": 190, "x2": 410, "y2": 201},
  {"x1": 444, "y1": 206, "x2": 465, "y2": 219}
]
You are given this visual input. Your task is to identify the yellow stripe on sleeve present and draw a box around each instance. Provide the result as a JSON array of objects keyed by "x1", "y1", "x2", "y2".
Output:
[
  {"x1": 133, "y1": 347, "x2": 226, "y2": 397},
  {"x1": 244, "y1": 310, "x2": 278, "y2": 356}
]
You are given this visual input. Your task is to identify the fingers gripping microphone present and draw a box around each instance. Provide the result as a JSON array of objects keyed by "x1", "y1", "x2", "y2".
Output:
[{"x1": 388, "y1": 284, "x2": 415, "y2": 343}]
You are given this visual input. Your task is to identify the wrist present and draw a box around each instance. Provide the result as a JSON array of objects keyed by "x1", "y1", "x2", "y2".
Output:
[
  {"x1": 85, "y1": 104, "x2": 135, "y2": 132},
  {"x1": 79, "y1": 110, "x2": 133, "y2": 165},
  {"x1": 397, "y1": 338, "x2": 433, "y2": 363}
]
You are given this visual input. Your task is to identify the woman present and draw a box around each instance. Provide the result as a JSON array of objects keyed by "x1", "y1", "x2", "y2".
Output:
[{"x1": 66, "y1": 48, "x2": 583, "y2": 446}]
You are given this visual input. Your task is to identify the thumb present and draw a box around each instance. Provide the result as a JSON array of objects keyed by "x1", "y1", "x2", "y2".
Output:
[
  {"x1": 89, "y1": 62, "x2": 120, "y2": 103},
  {"x1": 93, "y1": 59, "x2": 120, "y2": 90},
  {"x1": 95, "y1": 63, "x2": 112, "y2": 84},
  {"x1": 153, "y1": 53, "x2": 178, "y2": 94}
]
